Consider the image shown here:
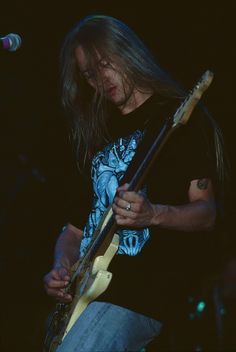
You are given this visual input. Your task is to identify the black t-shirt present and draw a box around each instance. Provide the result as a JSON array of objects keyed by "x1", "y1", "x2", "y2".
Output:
[{"x1": 69, "y1": 94, "x2": 218, "y2": 321}]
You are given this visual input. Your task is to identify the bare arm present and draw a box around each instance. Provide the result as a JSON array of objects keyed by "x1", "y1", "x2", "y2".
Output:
[
  {"x1": 54, "y1": 223, "x2": 83, "y2": 269},
  {"x1": 150, "y1": 179, "x2": 216, "y2": 231},
  {"x1": 44, "y1": 223, "x2": 83, "y2": 302},
  {"x1": 112, "y1": 178, "x2": 216, "y2": 232}
]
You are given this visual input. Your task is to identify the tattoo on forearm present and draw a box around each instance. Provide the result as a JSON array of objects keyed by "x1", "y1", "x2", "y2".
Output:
[{"x1": 197, "y1": 179, "x2": 209, "y2": 190}]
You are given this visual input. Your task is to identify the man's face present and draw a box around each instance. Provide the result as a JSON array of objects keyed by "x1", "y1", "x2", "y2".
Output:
[{"x1": 75, "y1": 46, "x2": 134, "y2": 110}]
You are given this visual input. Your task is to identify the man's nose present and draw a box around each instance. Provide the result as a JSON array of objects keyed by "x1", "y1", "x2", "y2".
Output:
[{"x1": 100, "y1": 67, "x2": 110, "y2": 82}]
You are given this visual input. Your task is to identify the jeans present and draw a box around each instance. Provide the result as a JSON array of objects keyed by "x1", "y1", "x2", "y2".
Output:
[{"x1": 56, "y1": 301, "x2": 162, "y2": 352}]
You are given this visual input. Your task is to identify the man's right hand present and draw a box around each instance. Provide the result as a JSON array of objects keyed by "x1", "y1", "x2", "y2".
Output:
[{"x1": 44, "y1": 267, "x2": 73, "y2": 303}]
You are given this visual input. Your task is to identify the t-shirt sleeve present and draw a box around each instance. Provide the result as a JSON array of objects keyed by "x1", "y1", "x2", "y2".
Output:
[{"x1": 175, "y1": 105, "x2": 215, "y2": 184}]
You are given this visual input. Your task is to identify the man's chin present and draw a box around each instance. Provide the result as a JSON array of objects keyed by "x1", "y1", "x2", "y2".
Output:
[
  {"x1": 112, "y1": 96, "x2": 131, "y2": 108},
  {"x1": 107, "y1": 96, "x2": 124, "y2": 106}
]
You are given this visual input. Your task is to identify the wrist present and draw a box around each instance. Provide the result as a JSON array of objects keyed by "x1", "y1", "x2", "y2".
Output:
[
  {"x1": 53, "y1": 256, "x2": 71, "y2": 270},
  {"x1": 150, "y1": 204, "x2": 169, "y2": 226}
]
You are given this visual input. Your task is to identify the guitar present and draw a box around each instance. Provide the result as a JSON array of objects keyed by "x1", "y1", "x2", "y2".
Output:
[{"x1": 44, "y1": 70, "x2": 214, "y2": 352}]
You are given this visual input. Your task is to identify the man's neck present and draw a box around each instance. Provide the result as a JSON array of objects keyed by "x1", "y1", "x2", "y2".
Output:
[{"x1": 120, "y1": 90, "x2": 153, "y2": 115}]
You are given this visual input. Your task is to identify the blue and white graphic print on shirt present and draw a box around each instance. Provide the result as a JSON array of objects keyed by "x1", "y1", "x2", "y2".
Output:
[{"x1": 80, "y1": 130, "x2": 150, "y2": 257}]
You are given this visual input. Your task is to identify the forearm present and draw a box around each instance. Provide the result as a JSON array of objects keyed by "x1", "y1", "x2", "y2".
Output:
[
  {"x1": 151, "y1": 200, "x2": 216, "y2": 232},
  {"x1": 54, "y1": 223, "x2": 83, "y2": 269}
]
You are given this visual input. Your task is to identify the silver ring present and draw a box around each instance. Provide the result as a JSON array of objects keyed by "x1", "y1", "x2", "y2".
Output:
[{"x1": 126, "y1": 202, "x2": 131, "y2": 211}]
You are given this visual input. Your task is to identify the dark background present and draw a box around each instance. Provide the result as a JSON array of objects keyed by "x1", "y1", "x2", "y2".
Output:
[{"x1": 0, "y1": 1, "x2": 235, "y2": 351}]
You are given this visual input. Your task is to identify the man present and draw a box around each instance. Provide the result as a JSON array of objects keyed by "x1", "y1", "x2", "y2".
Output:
[{"x1": 44, "y1": 15, "x2": 225, "y2": 351}]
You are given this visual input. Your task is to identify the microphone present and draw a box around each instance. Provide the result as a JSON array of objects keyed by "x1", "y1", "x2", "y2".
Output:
[{"x1": 0, "y1": 33, "x2": 22, "y2": 51}]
